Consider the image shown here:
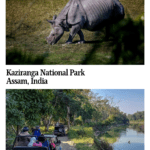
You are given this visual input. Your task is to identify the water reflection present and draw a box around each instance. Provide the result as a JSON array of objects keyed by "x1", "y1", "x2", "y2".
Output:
[
  {"x1": 113, "y1": 128, "x2": 144, "y2": 150},
  {"x1": 129, "y1": 124, "x2": 144, "y2": 133}
]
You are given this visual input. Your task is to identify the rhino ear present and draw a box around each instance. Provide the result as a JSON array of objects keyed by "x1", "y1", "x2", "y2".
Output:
[
  {"x1": 53, "y1": 15, "x2": 57, "y2": 20},
  {"x1": 47, "y1": 19, "x2": 55, "y2": 24}
]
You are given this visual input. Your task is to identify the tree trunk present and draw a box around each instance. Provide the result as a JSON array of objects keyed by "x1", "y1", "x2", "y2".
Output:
[
  {"x1": 16, "y1": 125, "x2": 21, "y2": 135},
  {"x1": 43, "y1": 115, "x2": 53, "y2": 132},
  {"x1": 67, "y1": 106, "x2": 70, "y2": 130},
  {"x1": 47, "y1": 115, "x2": 53, "y2": 131},
  {"x1": 11, "y1": 125, "x2": 16, "y2": 135},
  {"x1": 45, "y1": 95, "x2": 58, "y2": 131}
]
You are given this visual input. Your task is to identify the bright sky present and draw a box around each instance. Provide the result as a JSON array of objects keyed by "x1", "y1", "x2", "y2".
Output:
[{"x1": 91, "y1": 89, "x2": 144, "y2": 115}]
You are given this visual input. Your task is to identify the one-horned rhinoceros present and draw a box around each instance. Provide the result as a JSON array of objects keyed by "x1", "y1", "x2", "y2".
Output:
[{"x1": 46, "y1": 0, "x2": 124, "y2": 45}]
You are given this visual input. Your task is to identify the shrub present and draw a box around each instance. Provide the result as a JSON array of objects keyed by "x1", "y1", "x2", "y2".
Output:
[
  {"x1": 68, "y1": 126, "x2": 94, "y2": 139},
  {"x1": 75, "y1": 116, "x2": 83, "y2": 125},
  {"x1": 109, "y1": 16, "x2": 144, "y2": 64},
  {"x1": 102, "y1": 120, "x2": 111, "y2": 126},
  {"x1": 76, "y1": 129, "x2": 86, "y2": 137},
  {"x1": 94, "y1": 137, "x2": 113, "y2": 150}
]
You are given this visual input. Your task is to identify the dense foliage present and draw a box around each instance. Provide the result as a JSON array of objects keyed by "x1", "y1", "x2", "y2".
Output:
[
  {"x1": 6, "y1": 89, "x2": 54, "y2": 134},
  {"x1": 6, "y1": 89, "x2": 129, "y2": 138},
  {"x1": 127, "y1": 111, "x2": 144, "y2": 121}
]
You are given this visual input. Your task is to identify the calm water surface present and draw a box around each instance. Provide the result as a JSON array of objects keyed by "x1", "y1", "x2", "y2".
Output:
[{"x1": 112, "y1": 128, "x2": 144, "y2": 150}]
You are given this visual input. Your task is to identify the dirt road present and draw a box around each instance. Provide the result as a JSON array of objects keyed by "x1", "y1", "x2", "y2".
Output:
[{"x1": 58, "y1": 136, "x2": 76, "y2": 150}]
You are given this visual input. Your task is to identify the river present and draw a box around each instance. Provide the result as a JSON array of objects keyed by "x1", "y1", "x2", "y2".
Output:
[{"x1": 112, "y1": 127, "x2": 144, "y2": 150}]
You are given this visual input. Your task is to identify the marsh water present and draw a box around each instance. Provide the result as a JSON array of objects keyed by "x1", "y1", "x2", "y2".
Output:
[{"x1": 112, "y1": 126, "x2": 144, "y2": 150}]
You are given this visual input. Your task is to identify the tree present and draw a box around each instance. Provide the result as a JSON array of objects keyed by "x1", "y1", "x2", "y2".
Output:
[
  {"x1": 39, "y1": 89, "x2": 56, "y2": 131},
  {"x1": 6, "y1": 89, "x2": 53, "y2": 135},
  {"x1": 49, "y1": 89, "x2": 93, "y2": 130},
  {"x1": 127, "y1": 111, "x2": 144, "y2": 121}
]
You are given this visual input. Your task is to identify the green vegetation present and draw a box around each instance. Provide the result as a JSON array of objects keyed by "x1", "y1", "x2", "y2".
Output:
[
  {"x1": 129, "y1": 120, "x2": 144, "y2": 125},
  {"x1": 128, "y1": 111, "x2": 144, "y2": 121},
  {"x1": 6, "y1": 47, "x2": 49, "y2": 64},
  {"x1": 75, "y1": 116, "x2": 83, "y2": 125},
  {"x1": 128, "y1": 111, "x2": 144, "y2": 133},
  {"x1": 6, "y1": 0, "x2": 144, "y2": 64},
  {"x1": 68, "y1": 126, "x2": 114, "y2": 150},
  {"x1": 40, "y1": 126, "x2": 54, "y2": 135},
  {"x1": 6, "y1": 90, "x2": 143, "y2": 150},
  {"x1": 68, "y1": 126, "x2": 94, "y2": 142},
  {"x1": 102, "y1": 113, "x2": 129, "y2": 125},
  {"x1": 129, "y1": 123, "x2": 144, "y2": 133},
  {"x1": 68, "y1": 126, "x2": 97, "y2": 150},
  {"x1": 6, "y1": 89, "x2": 129, "y2": 133},
  {"x1": 94, "y1": 137, "x2": 113, "y2": 150},
  {"x1": 99, "y1": 125, "x2": 127, "y2": 144},
  {"x1": 108, "y1": 17, "x2": 144, "y2": 64},
  {"x1": 6, "y1": 89, "x2": 131, "y2": 149},
  {"x1": 6, "y1": 89, "x2": 54, "y2": 135}
]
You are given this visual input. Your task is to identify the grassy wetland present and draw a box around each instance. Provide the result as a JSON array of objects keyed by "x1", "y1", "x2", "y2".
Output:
[{"x1": 6, "y1": 0, "x2": 144, "y2": 64}]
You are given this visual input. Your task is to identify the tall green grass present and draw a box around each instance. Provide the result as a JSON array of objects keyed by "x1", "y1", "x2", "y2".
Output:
[
  {"x1": 99, "y1": 125, "x2": 127, "y2": 144},
  {"x1": 129, "y1": 120, "x2": 144, "y2": 125},
  {"x1": 68, "y1": 126, "x2": 114, "y2": 150},
  {"x1": 68, "y1": 126, "x2": 95, "y2": 150}
]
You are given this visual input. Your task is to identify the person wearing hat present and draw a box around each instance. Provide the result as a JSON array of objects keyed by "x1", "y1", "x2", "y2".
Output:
[
  {"x1": 33, "y1": 125, "x2": 41, "y2": 140},
  {"x1": 17, "y1": 127, "x2": 31, "y2": 146},
  {"x1": 36, "y1": 126, "x2": 40, "y2": 130}
]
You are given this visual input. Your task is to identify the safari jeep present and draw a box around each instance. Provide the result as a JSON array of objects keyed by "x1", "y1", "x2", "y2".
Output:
[
  {"x1": 12, "y1": 135, "x2": 61, "y2": 150},
  {"x1": 54, "y1": 124, "x2": 66, "y2": 136}
]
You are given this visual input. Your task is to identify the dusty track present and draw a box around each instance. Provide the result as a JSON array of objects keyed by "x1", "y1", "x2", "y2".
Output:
[{"x1": 58, "y1": 136, "x2": 76, "y2": 150}]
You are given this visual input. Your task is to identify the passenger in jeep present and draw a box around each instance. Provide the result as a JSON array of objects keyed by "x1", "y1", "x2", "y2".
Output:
[
  {"x1": 50, "y1": 138, "x2": 56, "y2": 150},
  {"x1": 17, "y1": 127, "x2": 31, "y2": 146}
]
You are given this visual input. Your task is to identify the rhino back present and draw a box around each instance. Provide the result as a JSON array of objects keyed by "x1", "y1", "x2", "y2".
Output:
[{"x1": 81, "y1": 0, "x2": 114, "y2": 30}]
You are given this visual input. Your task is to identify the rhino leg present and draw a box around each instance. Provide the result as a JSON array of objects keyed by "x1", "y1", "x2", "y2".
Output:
[
  {"x1": 66, "y1": 24, "x2": 81, "y2": 44},
  {"x1": 77, "y1": 30, "x2": 85, "y2": 44}
]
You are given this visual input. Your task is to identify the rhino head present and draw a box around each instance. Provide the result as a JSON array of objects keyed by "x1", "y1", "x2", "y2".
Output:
[{"x1": 46, "y1": 15, "x2": 64, "y2": 45}]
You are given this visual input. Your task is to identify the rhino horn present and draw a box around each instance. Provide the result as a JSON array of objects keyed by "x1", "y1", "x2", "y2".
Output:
[{"x1": 47, "y1": 19, "x2": 55, "y2": 24}]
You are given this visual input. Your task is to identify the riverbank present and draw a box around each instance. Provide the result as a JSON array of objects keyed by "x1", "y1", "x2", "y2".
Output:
[
  {"x1": 94, "y1": 122, "x2": 144, "y2": 150},
  {"x1": 97, "y1": 125, "x2": 127, "y2": 144},
  {"x1": 129, "y1": 120, "x2": 144, "y2": 132},
  {"x1": 68, "y1": 126, "x2": 96, "y2": 150},
  {"x1": 67, "y1": 123, "x2": 144, "y2": 150},
  {"x1": 66, "y1": 123, "x2": 129, "y2": 149},
  {"x1": 94, "y1": 123, "x2": 128, "y2": 137},
  {"x1": 129, "y1": 120, "x2": 144, "y2": 125},
  {"x1": 68, "y1": 126, "x2": 114, "y2": 150}
]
